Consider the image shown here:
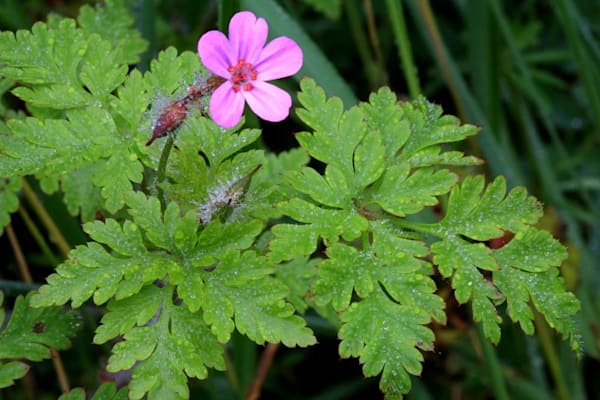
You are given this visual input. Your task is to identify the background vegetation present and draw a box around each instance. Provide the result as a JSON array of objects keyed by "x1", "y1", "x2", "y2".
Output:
[{"x1": 1, "y1": 0, "x2": 598, "y2": 399}]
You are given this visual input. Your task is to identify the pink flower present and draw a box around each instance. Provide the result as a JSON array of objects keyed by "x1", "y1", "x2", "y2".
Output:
[{"x1": 197, "y1": 11, "x2": 303, "y2": 128}]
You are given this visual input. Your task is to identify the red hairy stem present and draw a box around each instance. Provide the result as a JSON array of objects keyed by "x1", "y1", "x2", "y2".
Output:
[{"x1": 146, "y1": 75, "x2": 226, "y2": 146}]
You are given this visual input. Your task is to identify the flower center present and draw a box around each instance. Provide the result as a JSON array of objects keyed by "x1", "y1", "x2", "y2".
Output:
[{"x1": 228, "y1": 59, "x2": 258, "y2": 92}]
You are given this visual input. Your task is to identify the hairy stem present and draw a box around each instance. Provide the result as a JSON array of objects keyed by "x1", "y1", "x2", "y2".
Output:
[{"x1": 394, "y1": 218, "x2": 440, "y2": 237}]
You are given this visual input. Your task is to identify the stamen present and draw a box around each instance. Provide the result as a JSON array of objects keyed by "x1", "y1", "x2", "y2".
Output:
[{"x1": 228, "y1": 59, "x2": 258, "y2": 92}]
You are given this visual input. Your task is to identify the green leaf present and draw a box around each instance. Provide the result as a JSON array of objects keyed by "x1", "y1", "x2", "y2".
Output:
[
  {"x1": 107, "y1": 286, "x2": 224, "y2": 400},
  {"x1": 62, "y1": 165, "x2": 104, "y2": 222},
  {"x1": 360, "y1": 87, "x2": 410, "y2": 161},
  {"x1": 110, "y1": 69, "x2": 148, "y2": 133},
  {"x1": 437, "y1": 175, "x2": 542, "y2": 240},
  {"x1": 144, "y1": 49, "x2": 202, "y2": 98},
  {"x1": 80, "y1": 34, "x2": 128, "y2": 99},
  {"x1": 0, "y1": 19, "x2": 86, "y2": 86},
  {"x1": 313, "y1": 243, "x2": 381, "y2": 311},
  {"x1": 245, "y1": 148, "x2": 311, "y2": 220},
  {"x1": 29, "y1": 207, "x2": 182, "y2": 308},
  {"x1": 123, "y1": 192, "x2": 173, "y2": 250},
  {"x1": 93, "y1": 146, "x2": 143, "y2": 213},
  {"x1": 371, "y1": 221, "x2": 446, "y2": 323},
  {"x1": 94, "y1": 285, "x2": 163, "y2": 345},
  {"x1": 285, "y1": 165, "x2": 352, "y2": 208},
  {"x1": 370, "y1": 164, "x2": 457, "y2": 216},
  {"x1": 492, "y1": 229, "x2": 578, "y2": 351},
  {"x1": 296, "y1": 78, "x2": 365, "y2": 180},
  {"x1": 0, "y1": 177, "x2": 21, "y2": 235},
  {"x1": 339, "y1": 290, "x2": 435, "y2": 398},
  {"x1": 91, "y1": 382, "x2": 129, "y2": 400},
  {"x1": 493, "y1": 227, "x2": 567, "y2": 272},
  {"x1": 314, "y1": 240, "x2": 445, "y2": 323},
  {"x1": 177, "y1": 117, "x2": 261, "y2": 168},
  {"x1": 77, "y1": 0, "x2": 147, "y2": 64},
  {"x1": 432, "y1": 236, "x2": 503, "y2": 342},
  {"x1": 0, "y1": 361, "x2": 28, "y2": 389},
  {"x1": 353, "y1": 130, "x2": 386, "y2": 189},
  {"x1": 11, "y1": 83, "x2": 92, "y2": 109},
  {"x1": 0, "y1": 106, "x2": 141, "y2": 215},
  {"x1": 398, "y1": 96, "x2": 479, "y2": 159},
  {"x1": 276, "y1": 257, "x2": 319, "y2": 313},
  {"x1": 58, "y1": 383, "x2": 128, "y2": 400},
  {"x1": 270, "y1": 198, "x2": 368, "y2": 262},
  {"x1": 0, "y1": 293, "x2": 79, "y2": 361},
  {"x1": 405, "y1": 146, "x2": 483, "y2": 168},
  {"x1": 198, "y1": 250, "x2": 316, "y2": 346}
]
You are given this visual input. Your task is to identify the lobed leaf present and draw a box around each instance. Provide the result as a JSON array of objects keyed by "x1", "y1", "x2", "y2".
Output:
[
  {"x1": 398, "y1": 96, "x2": 479, "y2": 159},
  {"x1": 80, "y1": 34, "x2": 128, "y2": 99},
  {"x1": 0, "y1": 361, "x2": 29, "y2": 389},
  {"x1": 77, "y1": 0, "x2": 147, "y2": 64},
  {"x1": 270, "y1": 198, "x2": 368, "y2": 262},
  {"x1": 405, "y1": 146, "x2": 483, "y2": 168},
  {"x1": 0, "y1": 293, "x2": 79, "y2": 361},
  {"x1": 58, "y1": 383, "x2": 128, "y2": 400},
  {"x1": 296, "y1": 79, "x2": 365, "y2": 180},
  {"x1": 437, "y1": 175, "x2": 543, "y2": 240},
  {"x1": 432, "y1": 236, "x2": 503, "y2": 342},
  {"x1": 339, "y1": 291, "x2": 435, "y2": 398},
  {"x1": 360, "y1": 87, "x2": 410, "y2": 161},
  {"x1": 493, "y1": 229, "x2": 579, "y2": 352},
  {"x1": 94, "y1": 285, "x2": 163, "y2": 345},
  {"x1": 285, "y1": 165, "x2": 352, "y2": 208},
  {"x1": 177, "y1": 116, "x2": 261, "y2": 168},
  {"x1": 62, "y1": 165, "x2": 104, "y2": 222},
  {"x1": 107, "y1": 286, "x2": 224, "y2": 400},
  {"x1": 370, "y1": 164, "x2": 457, "y2": 216},
  {"x1": 197, "y1": 250, "x2": 315, "y2": 346}
]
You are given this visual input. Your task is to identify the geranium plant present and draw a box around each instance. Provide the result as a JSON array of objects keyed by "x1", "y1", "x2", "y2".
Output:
[{"x1": 0, "y1": 2, "x2": 581, "y2": 400}]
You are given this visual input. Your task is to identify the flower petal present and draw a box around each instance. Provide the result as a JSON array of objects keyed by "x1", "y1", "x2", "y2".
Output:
[
  {"x1": 210, "y1": 83, "x2": 246, "y2": 128},
  {"x1": 198, "y1": 31, "x2": 236, "y2": 78},
  {"x1": 243, "y1": 81, "x2": 292, "y2": 123},
  {"x1": 228, "y1": 11, "x2": 268, "y2": 65},
  {"x1": 255, "y1": 37, "x2": 303, "y2": 81}
]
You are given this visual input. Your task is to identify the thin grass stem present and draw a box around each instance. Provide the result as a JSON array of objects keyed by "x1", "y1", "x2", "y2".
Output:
[
  {"x1": 386, "y1": 0, "x2": 421, "y2": 97},
  {"x1": 20, "y1": 178, "x2": 70, "y2": 258}
]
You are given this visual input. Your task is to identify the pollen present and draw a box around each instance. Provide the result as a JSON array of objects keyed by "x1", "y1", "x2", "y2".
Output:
[{"x1": 228, "y1": 59, "x2": 258, "y2": 92}]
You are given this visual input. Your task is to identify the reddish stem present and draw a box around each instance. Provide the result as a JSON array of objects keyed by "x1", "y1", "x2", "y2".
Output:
[{"x1": 244, "y1": 342, "x2": 280, "y2": 400}]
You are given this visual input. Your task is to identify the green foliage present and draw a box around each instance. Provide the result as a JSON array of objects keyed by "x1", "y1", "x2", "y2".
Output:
[
  {"x1": 0, "y1": 0, "x2": 150, "y2": 219},
  {"x1": 0, "y1": 291, "x2": 79, "y2": 388},
  {"x1": 58, "y1": 383, "x2": 128, "y2": 400},
  {"x1": 0, "y1": 177, "x2": 20, "y2": 234},
  {"x1": 30, "y1": 187, "x2": 314, "y2": 397},
  {"x1": 268, "y1": 78, "x2": 580, "y2": 397},
  {"x1": 0, "y1": 2, "x2": 582, "y2": 399}
]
